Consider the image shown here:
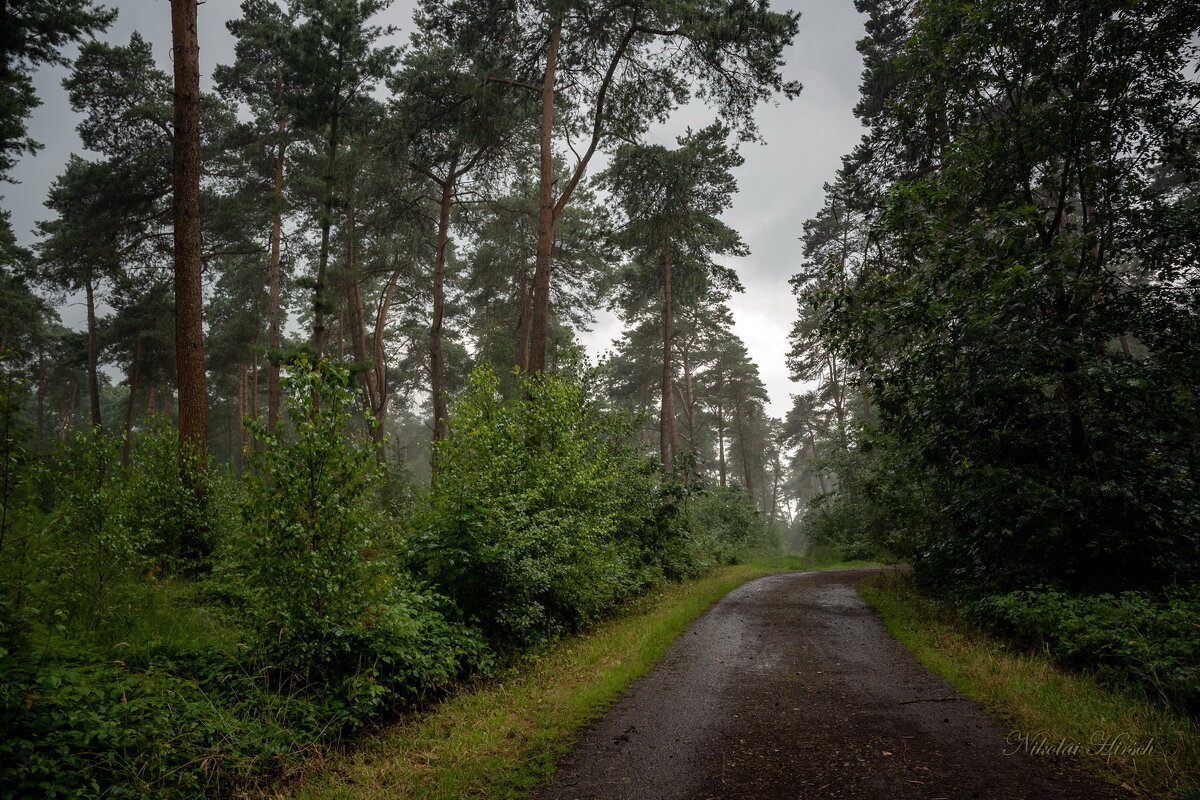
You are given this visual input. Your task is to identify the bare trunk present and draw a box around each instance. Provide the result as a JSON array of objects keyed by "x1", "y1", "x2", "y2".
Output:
[
  {"x1": 770, "y1": 455, "x2": 781, "y2": 518},
  {"x1": 368, "y1": 268, "x2": 404, "y2": 449},
  {"x1": 807, "y1": 427, "x2": 827, "y2": 494},
  {"x1": 60, "y1": 382, "x2": 78, "y2": 443},
  {"x1": 267, "y1": 116, "x2": 286, "y2": 432},
  {"x1": 35, "y1": 348, "x2": 45, "y2": 449},
  {"x1": 716, "y1": 393, "x2": 727, "y2": 488},
  {"x1": 513, "y1": 263, "x2": 532, "y2": 369},
  {"x1": 250, "y1": 352, "x2": 259, "y2": 420},
  {"x1": 680, "y1": 334, "x2": 697, "y2": 447},
  {"x1": 660, "y1": 243, "x2": 676, "y2": 471},
  {"x1": 84, "y1": 273, "x2": 101, "y2": 429},
  {"x1": 313, "y1": 116, "x2": 340, "y2": 359},
  {"x1": 121, "y1": 336, "x2": 142, "y2": 466},
  {"x1": 171, "y1": 0, "x2": 208, "y2": 456},
  {"x1": 858, "y1": 362, "x2": 871, "y2": 423},
  {"x1": 237, "y1": 361, "x2": 249, "y2": 469},
  {"x1": 526, "y1": 19, "x2": 561, "y2": 375},
  {"x1": 430, "y1": 172, "x2": 454, "y2": 442},
  {"x1": 734, "y1": 399, "x2": 754, "y2": 498}
]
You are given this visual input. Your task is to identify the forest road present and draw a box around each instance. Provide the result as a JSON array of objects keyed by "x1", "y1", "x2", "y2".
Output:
[{"x1": 535, "y1": 568, "x2": 1132, "y2": 800}]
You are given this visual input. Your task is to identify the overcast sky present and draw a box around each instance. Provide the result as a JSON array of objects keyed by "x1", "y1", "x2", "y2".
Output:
[{"x1": 5, "y1": 0, "x2": 867, "y2": 418}]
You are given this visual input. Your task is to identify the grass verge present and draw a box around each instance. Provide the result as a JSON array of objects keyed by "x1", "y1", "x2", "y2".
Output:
[
  {"x1": 283, "y1": 563, "x2": 770, "y2": 800},
  {"x1": 859, "y1": 571, "x2": 1200, "y2": 800}
]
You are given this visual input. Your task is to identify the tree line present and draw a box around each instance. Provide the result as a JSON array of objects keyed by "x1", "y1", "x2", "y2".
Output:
[{"x1": 1, "y1": 0, "x2": 802, "y2": 509}]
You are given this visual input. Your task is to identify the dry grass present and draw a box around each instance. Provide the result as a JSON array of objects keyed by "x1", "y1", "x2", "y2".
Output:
[
  {"x1": 281, "y1": 564, "x2": 767, "y2": 800},
  {"x1": 859, "y1": 571, "x2": 1200, "y2": 799}
]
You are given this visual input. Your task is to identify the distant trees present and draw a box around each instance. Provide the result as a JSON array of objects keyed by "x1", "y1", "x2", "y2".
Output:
[{"x1": 604, "y1": 124, "x2": 746, "y2": 473}]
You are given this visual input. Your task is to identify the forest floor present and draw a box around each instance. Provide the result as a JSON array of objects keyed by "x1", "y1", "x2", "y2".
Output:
[{"x1": 535, "y1": 568, "x2": 1133, "y2": 800}]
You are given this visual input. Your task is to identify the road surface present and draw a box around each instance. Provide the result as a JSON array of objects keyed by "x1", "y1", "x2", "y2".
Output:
[{"x1": 537, "y1": 568, "x2": 1130, "y2": 800}]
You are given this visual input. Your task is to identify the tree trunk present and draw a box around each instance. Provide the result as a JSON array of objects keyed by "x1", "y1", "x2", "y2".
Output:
[
  {"x1": 60, "y1": 382, "x2": 78, "y2": 443},
  {"x1": 514, "y1": 262, "x2": 532, "y2": 370},
  {"x1": 430, "y1": 171, "x2": 454, "y2": 443},
  {"x1": 807, "y1": 427, "x2": 827, "y2": 494},
  {"x1": 770, "y1": 454, "x2": 781, "y2": 518},
  {"x1": 250, "y1": 352, "x2": 259, "y2": 420},
  {"x1": 267, "y1": 115, "x2": 286, "y2": 432},
  {"x1": 84, "y1": 271, "x2": 101, "y2": 429},
  {"x1": 659, "y1": 240, "x2": 676, "y2": 473},
  {"x1": 35, "y1": 347, "x2": 45, "y2": 450},
  {"x1": 313, "y1": 116, "x2": 340, "y2": 359},
  {"x1": 734, "y1": 399, "x2": 754, "y2": 498},
  {"x1": 716, "y1": 393, "x2": 727, "y2": 488},
  {"x1": 525, "y1": 18, "x2": 561, "y2": 375},
  {"x1": 237, "y1": 361, "x2": 249, "y2": 470},
  {"x1": 858, "y1": 362, "x2": 871, "y2": 423},
  {"x1": 122, "y1": 335, "x2": 142, "y2": 466},
  {"x1": 680, "y1": 333, "x2": 697, "y2": 447},
  {"x1": 170, "y1": 0, "x2": 207, "y2": 456},
  {"x1": 365, "y1": 268, "x2": 403, "y2": 453}
]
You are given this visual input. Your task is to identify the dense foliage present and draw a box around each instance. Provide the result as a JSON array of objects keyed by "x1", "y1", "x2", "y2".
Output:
[
  {"x1": 0, "y1": 359, "x2": 770, "y2": 796},
  {"x1": 974, "y1": 587, "x2": 1200, "y2": 715},
  {"x1": 789, "y1": 0, "x2": 1200, "y2": 593}
]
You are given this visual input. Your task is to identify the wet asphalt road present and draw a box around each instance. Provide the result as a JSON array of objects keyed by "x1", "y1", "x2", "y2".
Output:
[{"x1": 536, "y1": 568, "x2": 1132, "y2": 800}]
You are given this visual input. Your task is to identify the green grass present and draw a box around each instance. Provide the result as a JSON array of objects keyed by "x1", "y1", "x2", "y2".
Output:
[
  {"x1": 283, "y1": 563, "x2": 772, "y2": 800},
  {"x1": 859, "y1": 571, "x2": 1200, "y2": 800}
]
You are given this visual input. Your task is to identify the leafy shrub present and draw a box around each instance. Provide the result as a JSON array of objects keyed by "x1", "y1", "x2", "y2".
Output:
[
  {"x1": 120, "y1": 415, "x2": 234, "y2": 569},
  {"x1": 40, "y1": 429, "x2": 153, "y2": 635},
  {"x1": 974, "y1": 586, "x2": 1200, "y2": 714},
  {"x1": 415, "y1": 367, "x2": 661, "y2": 647},
  {"x1": 794, "y1": 444, "x2": 912, "y2": 563},
  {"x1": 683, "y1": 485, "x2": 770, "y2": 569},
  {"x1": 236, "y1": 359, "x2": 484, "y2": 719},
  {"x1": 0, "y1": 642, "x2": 329, "y2": 799}
]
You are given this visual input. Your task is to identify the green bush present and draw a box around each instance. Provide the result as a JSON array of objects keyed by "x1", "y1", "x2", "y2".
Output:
[
  {"x1": 0, "y1": 642, "x2": 331, "y2": 799},
  {"x1": 683, "y1": 485, "x2": 770, "y2": 569},
  {"x1": 236, "y1": 359, "x2": 484, "y2": 719},
  {"x1": 974, "y1": 586, "x2": 1200, "y2": 714},
  {"x1": 415, "y1": 367, "x2": 662, "y2": 647},
  {"x1": 120, "y1": 415, "x2": 233, "y2": 569}
]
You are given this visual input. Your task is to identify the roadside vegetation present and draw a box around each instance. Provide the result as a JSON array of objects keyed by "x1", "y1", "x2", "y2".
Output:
[
  {"x1": 287, "y1": 564, "x2": 767, "y2": 800},
  {"x1": 860, "y1": 572, "x2": 1200, "y2": 800},
  {"x1": 0, "y1": 362, "x2": 777, "y2": 798}
]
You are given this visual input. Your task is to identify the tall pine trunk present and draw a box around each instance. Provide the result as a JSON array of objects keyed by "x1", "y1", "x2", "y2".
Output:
[
  {"x1": 525, "y1": 18, "x2": 561, "y2": 375},
  {"x1": 84, "y1": 270, "x2": 101, "y2": 429},
  {"x1": 170, "y1": 0, "x2": 207, "y2": 456},
  {"x1": 121, "y1": 335, "x2": 142, "y2": 466},
  {"x1": 734, "y1": 398, "x2": 754, "y2": 498},
  {"x1": 659, "y1": 240, "x2": 677, "y2": 473},
  {"x1": 313, "y1": 117, "x2": 339, "y2": 359},
  {"x1": 35, "y1": 348, "x2": 46, "y2": 450},
  {"x1": 267, "y1": 115, "x2": 286, "y2": 432},
  {"x1": 716, "y1": 392, "x2": 728, "y2": 488},
  {"x1": 430, "y1": 171, "x2": 454, "y2": 443}
]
